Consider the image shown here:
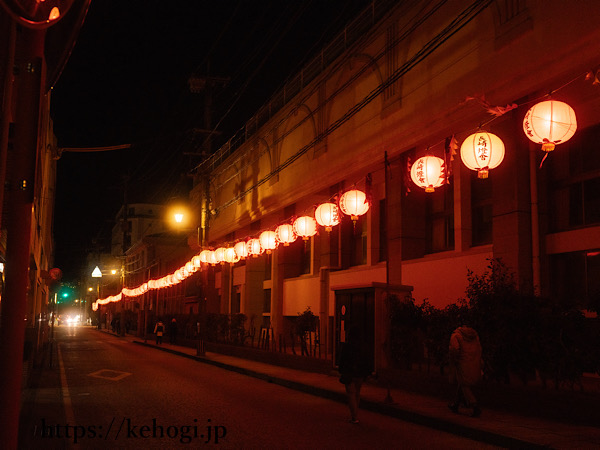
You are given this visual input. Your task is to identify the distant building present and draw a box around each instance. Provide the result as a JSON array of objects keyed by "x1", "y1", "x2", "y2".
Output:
[{"x1": 111, "y1": 203, "x2": 166, "y2": 256}]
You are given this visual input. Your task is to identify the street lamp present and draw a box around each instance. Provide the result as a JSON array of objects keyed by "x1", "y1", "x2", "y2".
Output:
[{"x1": 166, "y1": 201, "x2": 192, "y2": 231}]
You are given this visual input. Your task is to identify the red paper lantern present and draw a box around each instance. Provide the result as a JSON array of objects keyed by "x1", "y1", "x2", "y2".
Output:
[
  {"x1": 234, "y1": 241, "x2": 248, "y2": 259},
  {"x1": 276, "y1": 224, "x2": 296, "y2": 246},
  {"x1": 293, "y1": 216, "x2": 317, "y2": 240},
  {"x1": 339, "y1": 189, "x2": 369, "y2": 221},
  {"x1": 224, "y1": 247, "x2": 240, "y2": 264},
  {"x1": 259, "y1": 230, "x2": 278, "y2": 254},
  {"x1": 246, "y1": 238, "x2": 262, "y2": 257},
  {"x1": 199, "y1": 250, "x2": 211, "y2": 264},
  {"x1": 410, "y1": 156, "x2": 445, "y2": 193},
  {"x1": 185, "y1": 262, "x2": 194, "y2": 274},
  {"x1": 460, "y1": 132, "x2": 505, "y2": 179},
  {"x1": 315, "y1": 202, "x2": 340, "y2": 231},
  {"x1": 214, "y1": 247, "x2": 226, "y2": 264},
  {"x1": 208, "y1": 251, "x2": 218, "y2": 266},
  {"x1": 523, "y1": 100, "x2": 577, "y2": 152}
]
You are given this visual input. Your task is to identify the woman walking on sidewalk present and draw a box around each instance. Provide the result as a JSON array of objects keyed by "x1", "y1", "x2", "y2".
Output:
[
  {"x1": 338, "y1": 326, "x2": 371, "y2": 424},
  {"x1": 448, "y1": 325, "x2": 483, "y2": 417}
]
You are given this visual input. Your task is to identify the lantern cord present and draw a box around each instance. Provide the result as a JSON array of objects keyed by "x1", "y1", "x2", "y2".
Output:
[
  {"x1": 420, "y1": 66, "x2": 591, "y2": 155},
  {"x1": 539, "y1": 153, "x2": 549, "y2": 169}
]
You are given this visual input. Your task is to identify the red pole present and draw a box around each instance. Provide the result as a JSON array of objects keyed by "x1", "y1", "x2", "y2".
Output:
[
  {"x1": 0, "y1": 26, "x2": 45, "y2": 449},
  {"x1": 0, "y1": 14, "x2": 16, "y2": 229}
]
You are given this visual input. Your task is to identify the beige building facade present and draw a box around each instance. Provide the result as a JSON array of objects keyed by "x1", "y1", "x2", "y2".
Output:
[{"x1": 186, "y1": 0, "x2": 600, "y2": 370}]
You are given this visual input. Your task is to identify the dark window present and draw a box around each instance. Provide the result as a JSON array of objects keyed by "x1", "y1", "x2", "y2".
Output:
[
  {"x1": 263, "y1": 289, "x2": 271, "y2": 313},
  {"x1": 549, "y1": 124, "x2": 600, "y2": 231},
  {"x1": 471, "y1": 173, "x2": 493, "y2": 245},
  {"x1": 300, "y1": 239, "x2": 311, "y2": 274},
  {"x1": 426, "y1": 181, "x2": 454, "y2": 253},
  {"x1": 550, "y1": 250, "x2": 600, "y2": 311},
  {"x1": 264, "y1": 255, "x2": 271, "y2": 280},
  {"x1": 232, "y1": 289, "x2": 241, "y2": 314},
  {"x1": 340, "y1": 213, "x2": 367, "y2": 268},
  {"x1": 564, "y1": 177, "x2": 600, "y2": 228},
  {"x1": 352, "y1": 215, "x2": 367, "y2": 266}
]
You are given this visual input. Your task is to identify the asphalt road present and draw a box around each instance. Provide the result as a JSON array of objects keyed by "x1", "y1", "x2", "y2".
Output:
[{"x1": 19, "y1": 326, "x2": 501, "y2": 449}]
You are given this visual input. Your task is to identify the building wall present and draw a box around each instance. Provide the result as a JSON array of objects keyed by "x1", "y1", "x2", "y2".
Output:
[
  {"x1": 189, "y1": 0, "x2": 600, "y2": 367},
  {"x1": 111, "y1": 203, "x2": 166, "y2": 256}
]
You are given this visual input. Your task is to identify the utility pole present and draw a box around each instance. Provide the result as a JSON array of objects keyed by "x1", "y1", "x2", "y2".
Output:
[
  {"x1": 187, "y1": 72, "x2": 228, "y2": 248},
  {"x1": 0, "y1": 25, "x2": 45, "y2": 449},
  {"x1": 120, "y1": 175, "x2": 129, "y2": 335},
  {"x1": 0, "y1": 4, "x2": 90, "y2": 447},
  {"x1": 187, "y1": 71, "x2": 227, "y2": 348}
]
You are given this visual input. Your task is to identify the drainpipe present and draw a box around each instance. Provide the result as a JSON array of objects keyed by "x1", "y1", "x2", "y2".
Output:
[
  {"x1": 529, "y1": 146, "x2": 541, "y2": 296},
  {"x1": 319, "y1": 265, "x2": 340, "y2": 359}
]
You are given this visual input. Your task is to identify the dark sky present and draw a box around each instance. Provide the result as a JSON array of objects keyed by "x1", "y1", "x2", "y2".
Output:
[{"x1": 51, "y1": 0, "x2": 373, "y2": 280}]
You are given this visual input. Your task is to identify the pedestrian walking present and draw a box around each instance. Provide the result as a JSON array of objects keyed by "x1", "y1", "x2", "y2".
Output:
[
  {"x1": 338, "y1": 326, "x2": 371, "y2": 424},
  {"x1": 169, "y1": 318, "x2": 177, "y2": 344},
  {"x1": 154, "y1": 320, "x2": 165, "y2": 345},
  {"x1": 448, "y1": 325, "x2": 483, "y2": 417}
]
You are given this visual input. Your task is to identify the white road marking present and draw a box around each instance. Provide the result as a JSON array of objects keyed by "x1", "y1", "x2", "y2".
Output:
[
  {"x1": 87, "y1": 369, "x2": 132, "y2": 381},
  {"x1": 57, "y1": 344, "x2": 76, "y2": 425}
]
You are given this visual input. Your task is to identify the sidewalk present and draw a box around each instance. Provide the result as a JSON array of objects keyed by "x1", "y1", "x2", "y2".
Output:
[{"x1": 113, "y1": 331, "x2": 600, "y2": 449}]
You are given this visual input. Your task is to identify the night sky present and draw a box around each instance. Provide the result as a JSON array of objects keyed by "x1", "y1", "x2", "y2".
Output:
[{"x1": 51, "y1": 0, "x2": 373, "y2": 280}]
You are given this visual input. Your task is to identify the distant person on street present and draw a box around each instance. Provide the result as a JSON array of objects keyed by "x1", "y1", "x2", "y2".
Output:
[
  {"x1": 448, "y1": 325, "x2": 483, "y2": 417},
  {"x1": 169, "y1": 318, "x2": 178, "y2": 344},
  {"x1": 154, "y1": 320, "x2": 165, "y2": 345},
  {"x1": 338, "y1": 326, "x2": 371, "y2": 424}
]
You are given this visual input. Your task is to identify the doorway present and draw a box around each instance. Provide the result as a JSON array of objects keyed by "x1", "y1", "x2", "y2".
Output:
[{"x1": 334, "y1": 288, "x2": 375, "y2": 372}]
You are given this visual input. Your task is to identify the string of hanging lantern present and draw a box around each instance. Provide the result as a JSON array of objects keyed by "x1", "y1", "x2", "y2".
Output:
[
  {"x1": 92, "y1": 70, "x2": 592, "y2": 311},
  {"x1": 91, "y1": 181, "x2": 371, "y2": 311},
  {"x1": 408, "y1": 77, "x2": 585, "y2": 192}
]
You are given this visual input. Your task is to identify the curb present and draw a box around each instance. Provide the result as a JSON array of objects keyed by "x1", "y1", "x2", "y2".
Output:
[{"x1": 132, "y1": 340, "x2": 547, "y2": 449}]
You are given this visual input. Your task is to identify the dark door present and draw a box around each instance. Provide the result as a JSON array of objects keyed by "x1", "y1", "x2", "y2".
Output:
[{"x1": 334, "y1": 288, "x2": 374, "y2": 372}]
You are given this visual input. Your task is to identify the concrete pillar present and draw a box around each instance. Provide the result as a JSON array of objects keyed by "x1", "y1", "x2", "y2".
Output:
[
  {"x1": 492, "y1": 119, "x2": 534, "y2": 292},
  {"x1": 319, "y1": 267, "x2": 331, "y2": 357},
  {"x1": 387, "y1": 160, "x2": 404, "y2": 283},
  {"x1": 220, "y1": 264, "x2": 231, "y2": 314},
  {"x1": 244, "y1": 256, "x2": 266, "y2": 331},
  {"x1": 454, "y1": 160, "x2": 472, "y2": 252},
  {"x1": 270, "y1": 251, "x2": 284, "y2": 348}
]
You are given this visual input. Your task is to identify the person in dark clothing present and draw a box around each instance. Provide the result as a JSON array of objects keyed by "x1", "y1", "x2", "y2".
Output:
[
  {"x1": 338, "y1": 326, "x2": 371, "y2": 424},
  {"x1": 169, "y1": 318, "x2": 177, "y2": 344},
  {"x1": 448, "y1": 325, "x2": 483, "y2": 417},
  {"x1": 154, "y1": 320, "x2": 164, "y2": 345}
]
